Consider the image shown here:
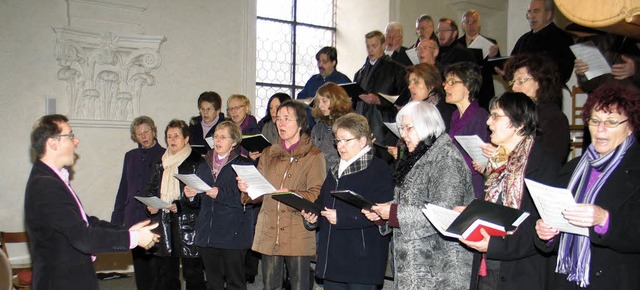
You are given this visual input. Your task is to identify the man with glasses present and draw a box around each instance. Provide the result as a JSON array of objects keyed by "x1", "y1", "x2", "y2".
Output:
[
  {"x1": 510, "y1": 0, "x2": 574, "y2": 83},
  {"x1": 410, "y1": 14, "x2": 435, "y2": 49},
  {"x1": 435, "y1": 18, "x2": 475, "y2": 73},
  {"x1": 25, "y1": 114, "x2": 160, "y2": 290},
  {"x1": 189, "y1": 91, "x2": 225, "y2": 154}
]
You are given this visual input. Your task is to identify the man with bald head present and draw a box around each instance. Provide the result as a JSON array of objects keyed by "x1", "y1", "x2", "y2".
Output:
[
  {"x1": 385, "y1": 21, "x2": 413, "y2": 67},
  {"x1": 511, "y1": 0, "x2": 574, "y2": 83},
  {"x1": 416, "y1": 37, "x2": 439, "y2": 66}
]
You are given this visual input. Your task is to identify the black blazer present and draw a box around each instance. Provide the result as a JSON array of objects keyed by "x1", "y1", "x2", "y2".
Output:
[
  {"x1": 25, "y1": 160, "x2": 130, "y2": 290},
  {"x1": 470, "y1": 142, "x2": 560, "y2": 290},
  {"x1": 537, "y1": 141, "x2": 640, "y2": 290}
]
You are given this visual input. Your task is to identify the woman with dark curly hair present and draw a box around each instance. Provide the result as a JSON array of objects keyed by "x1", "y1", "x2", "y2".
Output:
[
  {"x1": 504, "y1": 53, "x2": 571, "y2": 164},
  {"x1": 535, "y1": 82, "x2": 640, "y2": 290},
  {"x1": 310, "y1": 82, "x2": 353, "y2": 169}
]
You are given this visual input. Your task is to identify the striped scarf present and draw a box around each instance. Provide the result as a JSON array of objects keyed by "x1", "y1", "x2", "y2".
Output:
[{"x1": 556, "y1": 134, "x2": 635, "y2": 288}]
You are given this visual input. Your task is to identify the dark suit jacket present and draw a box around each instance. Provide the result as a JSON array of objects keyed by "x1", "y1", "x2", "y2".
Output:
[
  {"x1": 390, "y1": 46, "x2": 413, "y2": 67},
  {"x1": 536, "y1": 141, "x2": 640, "y2": 290},
  {"x1": 25, "y1": 160, "x2": 130, "y2": 290},
  {"x1": 511, "y1": 22, "x2": 575, "y2": 83},
  {"x1": 454, "y1": 34, "x2": 500, "y2": 110}
]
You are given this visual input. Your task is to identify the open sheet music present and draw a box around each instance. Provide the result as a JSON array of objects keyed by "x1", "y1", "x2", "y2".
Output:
[{"x1": 524, "y1": 179, "x2": 589, "y2": 236}]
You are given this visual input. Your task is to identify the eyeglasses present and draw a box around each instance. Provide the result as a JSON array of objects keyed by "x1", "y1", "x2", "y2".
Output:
[
  {"x1": 587, "y1": 118, "x2": 628, "y2": 128},
  {"x1": 54, "y1": 133, "x2": 75, "y2": 140},
  {"x1": 228, "y1": 105, "x2": 246, "y2": 112},
  {"x1": 398, "y1": 125, "x2": 415, "y2": 133},
  {"x1": 443, "y1": 79, "x2": 464, "y2": 86},
  {"x1": 508, "y1": 77, "x2": 533, "y2": 87},
  {"x1": 488, "y1": 113, "x2": 508, "y2": 120},
  {"x1": 334, "y1": 138, "x2": 357, "y2": 145}
]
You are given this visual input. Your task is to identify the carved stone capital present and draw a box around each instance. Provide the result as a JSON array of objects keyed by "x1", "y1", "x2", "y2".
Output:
[{"x1": 53, "y1": 26, "x2": 166, "y2": 125}]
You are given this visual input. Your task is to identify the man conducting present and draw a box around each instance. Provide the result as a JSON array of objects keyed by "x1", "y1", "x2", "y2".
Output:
[{"x1": 25, "y1": 114, "x2": 159, "y2": 290}]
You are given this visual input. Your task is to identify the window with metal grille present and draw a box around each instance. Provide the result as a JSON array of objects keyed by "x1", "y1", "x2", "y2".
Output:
[{"x1": 255, "y1": 0, "x2": 336, "y2": 120}]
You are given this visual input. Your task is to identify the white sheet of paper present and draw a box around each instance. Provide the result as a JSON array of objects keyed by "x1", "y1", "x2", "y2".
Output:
[
  {"x1": 404, "y1": 47, "x2": 420, "y2": 65},
  {"x1": 135, "y1": 196, "x2": 171, "y2": 210},
  {"x1": 204, "y1": 137, "x2": 214, "y2": 149},
  {"x1": 524, "y1": 179, "x2": 589, "y2": 236},
  {"x1": 454, "y1": 135, "x2": 488, "y2": 166},
  {"x1": 467, "y1": 35, "x2": 493, "y2": 59},
  {"x1": 383, "y1": 122, "x2": 400, "y2": 138},
  {"x1": 570, "y1": 41, "x2": 612, "y2": 80},
  {"x1": 174, "y1": 174, "x2": 213, "y2": 193},
  {"x1": 378, "y1": 92, "x2": 399, "y2": 104},
  {"x1": 231, "y1": 164, "x2": 277, "y2": 200},
  {"x1": 421, "y1": 203, "x2": 461, "y2": 239}
]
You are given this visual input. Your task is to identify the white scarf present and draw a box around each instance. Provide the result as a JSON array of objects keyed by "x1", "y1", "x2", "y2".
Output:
[{"x1": 160, "y1": 145, "x2": 192, "y2": 203}]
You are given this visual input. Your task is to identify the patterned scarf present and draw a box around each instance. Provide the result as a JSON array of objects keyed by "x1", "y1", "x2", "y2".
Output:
[
  {"x1": 556, "y1": 134, "x2": 635, "y2": 288},
  {"x1": 484, "y1": 136, "x2": 534, "y2": 209},
  {"x1": 160, "y1": 145, "x2": 192, "y2": 203}
]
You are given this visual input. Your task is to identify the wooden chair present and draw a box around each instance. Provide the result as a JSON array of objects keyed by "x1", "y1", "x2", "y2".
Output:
[
  {"x1": 0, "y1": 232, "x2": 31, "y2": 289},
  {"x1": 569, "y1": 86, "x2": 588, "y2": 158}
]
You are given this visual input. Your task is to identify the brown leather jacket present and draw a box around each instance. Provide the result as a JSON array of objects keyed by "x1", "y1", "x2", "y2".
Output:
[{"x1": 252, "y1": 134, "x2": 326, "y2": 256}]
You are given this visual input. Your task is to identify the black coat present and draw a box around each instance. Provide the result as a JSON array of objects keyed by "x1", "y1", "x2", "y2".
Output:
[
  {"x1": 189, "y1": 113, "x2": 225, "y2": 154},
  {"x1": 184, "y1": 151, "x2": 256, "y2": 249},
  {"x1": 314, "y1": 155, "x2": 394, "y2": 285},
  {"x1": 353, "y1": 55, "x2": 407, "y2": 161},
  {"x1": 454, "y1": 34, "x2": 500, "y2": 110},
  {"x1": 511, "y1": 23, "x2": 575, "y2": 83},
  {"x1": 390, "y1": 46, "x2": 413, "y2": 67},
  {"x1": 470, "y1": 142, "x2": 560, "y2": 290},
  {"x1": 536, "y1": 142, "x2": 640, "y2": 290},
  {"x1": 145, "y1": 150, "x2": 203, "y2": 257},
  {"x1": 25, "y1": 161, "x2": 130, "y2": 290}
]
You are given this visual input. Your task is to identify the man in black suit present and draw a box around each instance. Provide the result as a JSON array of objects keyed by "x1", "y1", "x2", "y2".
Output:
[
  {"x1": 25, "y1": 114, "x2": 159, "y2": 290},
  {"x1": 354, "y1": 30, "x2": 408, "y2": 162},
  {"x1": 511, "y1": 0, "x2": 574, "y2": 83},
  {"x1": 384, "y1": 22, "x2": 413, "y2": 67},
  {"x1": 435, "y1": 18, "x2": 476, "y2": 71},
  {"x1": 454, "y1": 9, "x2": 501, "y2": 109}
]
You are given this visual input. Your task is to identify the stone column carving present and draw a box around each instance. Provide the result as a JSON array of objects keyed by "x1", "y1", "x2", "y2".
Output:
[{"x1": 53, "y1": 26, "x2": 165, "y2": 121}]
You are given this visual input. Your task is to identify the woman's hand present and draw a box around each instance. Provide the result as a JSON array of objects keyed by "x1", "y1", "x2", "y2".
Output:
[
  {"x1": 562, "y1": 204, "x2": 609, "y2": 228},
  {"x1": 236, "y1": 177, "x2": 248, "y2": 192},
  {"x1": 611, "y1": 55, "x2": 636, "y2": 80},
  {"x1": 147, "y1": 206, "x2": 159, "y2": 215},
  {"x1": 301, "y1": 210, "x2": 318, "y2": 224},
  {"x1": 166, "y1": 203, "x2": 178, "y2": 213},
  {"x1": 371, "y1": 202, "x2": 392, "y2": 220},
  {"x1": 459, "y1": 228, "x2": 490, "y2": 253},
  {"x1": 321, "y1": 207, "x2": 337, "y2": 225},
  {"x1": 452, "y1": 206, "x2": 466, "y2": 213},
  {"x1": 387, "y1": 146, "x2": 398, "y2": 160},
  {"x1": 535, "y1": 219, "x2": 559, "y2": 241},
  {"x1": 248, "y1": 151, "x2": 262, "y2": 160},
  {"x1": 471, "y1": 161, "x2": 486, "y2": 174},
  {"x1": 361, "y1": 208, "x2": 382, "y2": 221},
  {"x1": 480, "y1": 143, "x2": 497, "y2": 158},
  {"x1": 574, "y1": 59, "x2": 590, "y2": 76},
  {"x1": 183, "y1": 186, "x2": 197, "y2": 198},
  {"x1": 205, "y1": 187, "x2": 219, "y2": 199}
]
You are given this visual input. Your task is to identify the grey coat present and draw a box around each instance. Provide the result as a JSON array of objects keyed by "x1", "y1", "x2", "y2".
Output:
[
  {"x1": 383, "y1": 134, "x2": 475, "y2": 290},
  {"x1": 310, "y1": 119, "x2": 339, "y2": 170}
]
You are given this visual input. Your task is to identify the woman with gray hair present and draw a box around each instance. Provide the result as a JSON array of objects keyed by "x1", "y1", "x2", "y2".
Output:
[{"x1": 363, "y1": 101, "x2": 474, "y2": 289}]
